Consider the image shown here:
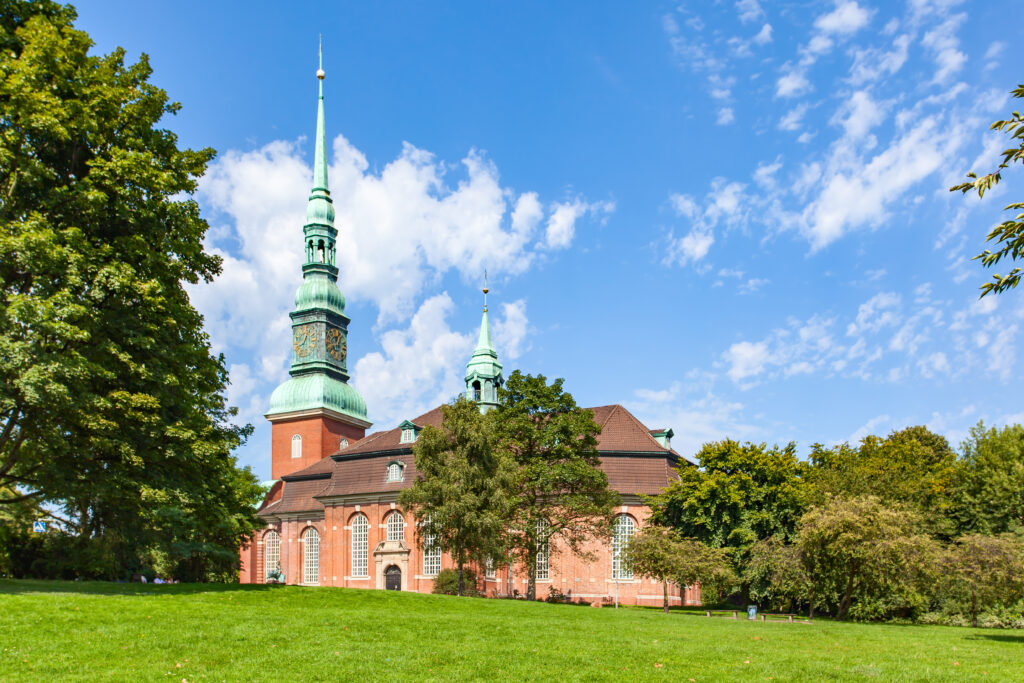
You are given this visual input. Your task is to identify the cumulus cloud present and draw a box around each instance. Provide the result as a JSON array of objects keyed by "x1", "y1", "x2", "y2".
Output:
[
  {"x1": 717, "y1": 107, "x2": 736, "y2": 125},
  {"x1": 194, "y1": 133, "x2": 597, "y2": 428},
  {"x1": 814, "y1": 1, "x2": 873, "y2": 35},
  {"x1": 663, "y1": 180, "x2": 747, "y2": 267}
]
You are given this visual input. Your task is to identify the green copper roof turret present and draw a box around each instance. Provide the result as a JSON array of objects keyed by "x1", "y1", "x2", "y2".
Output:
[
  {"x1": 266, "y1": 47, "x2": 369, "y2": 426},
  {"x1": 465, "y1": 283, "x2": 503, "y2": 413}
]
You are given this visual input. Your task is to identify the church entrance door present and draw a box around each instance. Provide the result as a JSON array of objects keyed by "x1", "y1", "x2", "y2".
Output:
[{"x1": 385, "y1": 565, "x2": 401, "y2": 591}]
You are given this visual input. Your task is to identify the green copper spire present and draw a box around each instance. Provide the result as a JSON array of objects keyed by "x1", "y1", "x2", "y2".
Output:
[
  {"x1": 465, "y1": 276, "x2": 503, "y2": 413},
  {"x1": 267, "y1": 46, "x2": 369, "y2": 426}
]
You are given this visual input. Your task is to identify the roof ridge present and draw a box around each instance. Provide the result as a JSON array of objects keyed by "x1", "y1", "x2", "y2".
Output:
[{"x1": 611, "y1": 404, "x2": 669, "y2": 451}]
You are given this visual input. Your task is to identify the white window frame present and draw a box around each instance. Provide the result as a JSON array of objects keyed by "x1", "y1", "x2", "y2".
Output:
[
  {"x1": 484, "y1": 556, "x2": 495, "y2": 579},
  {"x1": 536, "y1": 519, "x2": 549, "y2": 581},
  {"x1": 612, "y1": 514, "x2": 635, "y2": 580},
  {"x1": 386, "y1": 511, "x2": 405, "y2": 542},
  {"x1": 302, "y1": 527, "x2": 320, "y2": 585},
  {"x1": 386, "y1": 461, "x2": 403, "y2": 482},
  {"x1": 291, "y1": 434, "x2": 302, "y2": 459},
  {"x1": 351, "y1": 514, "x2": 369, "y2": 578},
  {"x1": 263, "y1": 530, "x2": 280, "y2": 579},
  {"x1": 423, "y1": 534, "x2": 441, "y2": 576},
  {"x1": 401, "y1": 428, "x2": 415, "y2": 443}
]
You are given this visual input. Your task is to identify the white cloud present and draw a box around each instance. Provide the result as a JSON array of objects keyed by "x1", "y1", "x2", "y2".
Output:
[
  {"x1": 776, "y1": 66, "x2": 811, "y2": 98},
  {"x1": 717, "y1": 107, "x2": 736, "y2": 125},
  {"x1": 831, "y1": 90, "x2": 886, "y2": 140},
  {"x1": 984, "y1": 41, "x2": 1005, "y2": 60},
  {"x1": 921, "y1": 13, "x2": 967, "y2": 82},
  {"x1": 814, "y1": 1, "x2": 873, "y2": 35},
  {"x1": 753, "y1": 23, "x2": 773, "y2": 45},
  {"x1": 739, "y1": 278, "x2": 770, "y2": 294},
  {"x1": 544, "y1": 198, "x2": 614, "y2": 250},
  {"x1": 848, "y1": 35, "x2": 911, "y2": 86},
  {"x1": 847, "y1": 292, "x2": 902, "y2": 336},
  {"x1": 353, "y1": 293, "x2": 532, "y2": 426},
  {"x1": 779, "y1": 103, "x2": 809, "y2": 131},
  {"x1": 663, "y1": 180, "x2": 747, "y2": 267},
  {"x1": 736, "y1": 0, "x2": 763, "y2": 23},
  {"x1": 847, "y1": 414, "x2": 891, "y2": 443},
  {"x1": 724, "y1": 341, "x2": 772, "y2": 382}
]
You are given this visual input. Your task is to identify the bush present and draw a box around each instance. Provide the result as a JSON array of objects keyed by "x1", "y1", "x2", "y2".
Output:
[{"x1": 431, "y1": 568, "x2": 481, "y2": 596}]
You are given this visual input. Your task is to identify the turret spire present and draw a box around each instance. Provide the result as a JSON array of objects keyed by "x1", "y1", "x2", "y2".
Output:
[{"x1": 465, "y1": 277, "x2": 503, "y2": 413}]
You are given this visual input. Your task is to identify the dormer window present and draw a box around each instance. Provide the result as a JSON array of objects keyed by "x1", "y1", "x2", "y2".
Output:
[
  {"x1": 398, "y1": 420, "x2": 420, "y2": 444},
  {"x1": 386, "y1": 461, "x2": 404, "y2": 482},
  {"x1": 338, "y1": 437, "x2": 349, "y2": 450}
]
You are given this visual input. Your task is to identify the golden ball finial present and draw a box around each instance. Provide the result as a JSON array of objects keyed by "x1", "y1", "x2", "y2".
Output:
[{"x1": 316, "y1": 68, "x2": 326, "y2": 80}]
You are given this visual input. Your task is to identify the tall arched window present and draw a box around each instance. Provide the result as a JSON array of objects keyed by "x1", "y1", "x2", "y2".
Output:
[
  {"x1": 263, "y1": 530, "x2": 280, "y2": 580},
  {"x1": 291, "y1": 434, "x2": 302, "y2": 459},
  {"x1": 536, "y1": 519, "x2": 549, "y2": 580},
  {"x1": 302, "y1": 527, "x2": 320, "y2": 585},
  {"x1": 612, "y1": 515, "x2": 635, "y2": 580},
  {"x1": 422, "y1": 516, "x2": 441, "y2": 577},
  {"x1": 351, "y1": 514, "x2": 369, "y2": 577},
  {"x1": 472, "y1": 380, "x2": 482, "y2": 401},
  {"x1": 386, "y1": 511, "x2": 405, "y2": 542}
]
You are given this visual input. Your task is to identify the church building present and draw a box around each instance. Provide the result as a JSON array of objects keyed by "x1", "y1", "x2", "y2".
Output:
[{"x1": 238, "y1": 60, "x2": 699, "y2": 607}]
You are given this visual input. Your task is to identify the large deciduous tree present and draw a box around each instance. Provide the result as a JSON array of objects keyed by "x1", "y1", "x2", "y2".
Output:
[
  {"x1": 647, "y1": 439, "x2": 807, "y2": 585},
  {"x1": 951, "y1": 84, "x2": 1024, "y2": 297},
  {"x1": 492, "y1": 371, "x2": 619, "y2": 601},
  {"x1": 399, "y1": 396, "x2": 516, "y2": 596},
  {"x1": 0, "y1": 1, "x2": 261, "y2": 579},
  {"x1": 951, "y1": 421, "x2": 1024, "y2": 536},
  {"x1": 797, "y1": 496, "x2": 939, "y2": 620},
  {"x1": 942, "y1": 534, "x2": 1024, "y2": 628}
]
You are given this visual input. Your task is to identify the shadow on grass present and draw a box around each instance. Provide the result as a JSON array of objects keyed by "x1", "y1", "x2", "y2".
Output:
[
  {"x1": 0, "y1": 579, "x2": 281, "y2": 597},
  {"x1": 966, "y1": 633, "x2": 1024, "y2": 643}
]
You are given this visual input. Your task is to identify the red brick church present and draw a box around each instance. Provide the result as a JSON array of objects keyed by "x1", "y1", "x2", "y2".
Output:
[{"x1": 238, "y1": 60, "x2": 699, "y2": 607}]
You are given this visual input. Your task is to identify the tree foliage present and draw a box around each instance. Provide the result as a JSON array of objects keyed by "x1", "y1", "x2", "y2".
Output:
[
  {"x1": 648, "y1": 440, "x2": 807, "y2": 563},
  {"x1": 951, "y1": 84, "x2": 1024, "y2": 296},
  {"x1": 492, "y1": 371, "x2": 620, "y2": 600},
  {"x1": 0, "y1": 1, "x2": 261, "y2": 579},
  {"x1": 797, "y1": 497, "x2": 939, "y2": 620},
  {"x1": 942, "y1": 534, "x2": 1024, "y2": 628},
  {"x1": 951, "y1": 421, "x2": 1024, "y2": 536},
  {"x1": 625, "y1": 526, "x2": 682, "y2": 613},
  {"x1": 399, "y1": 396, "x2": 515, "y2": 596}
]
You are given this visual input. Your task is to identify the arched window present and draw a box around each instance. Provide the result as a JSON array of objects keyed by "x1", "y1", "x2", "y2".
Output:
[
  {"x1": 291, "y1": 434, "x2": 302, "y2": 459},
  {"x1": 351, "y1": 514, "x2": 368, "y2": 577},
  {"x1": 612, "y1": 515, "x2": 635, "y2": 580},
  {"x1": 263, "y1": 530, "x2": 280, "y2": 580},
  {"x1": 421, "y1": 517, "x2": 441, "y2": 576},
  {"x1": 472, "y1": 380, "x2": 482, "y2": 401},
  {"x1": 302, "y1": 527, "x2": 320, "y2": 585},
  {"x1": 386, "y1": 511, "x2": 405, "y2": 542},
  {"x1": 386, "y1": 462, "x2": 403, "y2": 482},
  {"x1": 339, "y1": 437, "x2": 349, "y2": 451},
  {"x1": 317, "y1": 239, "x2": 326, "y2": 263},
  {"x1": 484, "y1": 557, "x2": 495, "y2": 579},
  {"x1": 536, "y1": 519, "x2": 549, "y2": 580}
]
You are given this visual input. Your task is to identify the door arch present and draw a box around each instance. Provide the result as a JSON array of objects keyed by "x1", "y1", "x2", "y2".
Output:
[{"x1": 385, "y1": 565, "x2": 402, "y2": 591}]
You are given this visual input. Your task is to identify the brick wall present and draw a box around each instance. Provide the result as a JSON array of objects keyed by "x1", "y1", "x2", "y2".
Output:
[{"x1": 270, "y1": 416, "x2": 365, "y2": 480}]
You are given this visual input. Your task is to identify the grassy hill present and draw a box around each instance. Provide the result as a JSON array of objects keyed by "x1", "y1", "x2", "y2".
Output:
[{"x1": 0, "y1": 580, "x2": 1018, "y2": 681}]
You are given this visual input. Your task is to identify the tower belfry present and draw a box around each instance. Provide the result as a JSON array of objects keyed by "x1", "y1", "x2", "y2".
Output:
[
  {"x1": 265, "y1": 47, "x2": 371, "y2": 479},
  {"x1": 465, "y1": 275, "x2": 503, "y2": 412}
]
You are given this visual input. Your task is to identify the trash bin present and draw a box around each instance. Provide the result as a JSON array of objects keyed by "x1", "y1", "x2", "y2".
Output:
[{"x1": 747, "y1": 605, "x2": 757, "y2": 620}]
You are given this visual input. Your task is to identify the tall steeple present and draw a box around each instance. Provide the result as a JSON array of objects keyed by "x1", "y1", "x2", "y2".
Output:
[
  {"x1": 465, "y1": 276, "x2": 503, "y2": 413},
  {"x1": 266, "y1": 45, "x2": 370, "y2": 479}
]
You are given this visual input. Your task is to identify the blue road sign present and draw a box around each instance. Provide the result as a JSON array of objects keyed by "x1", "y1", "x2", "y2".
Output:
[{"x1": 32, "y1": 521, "x2": 46, "y2": 533}]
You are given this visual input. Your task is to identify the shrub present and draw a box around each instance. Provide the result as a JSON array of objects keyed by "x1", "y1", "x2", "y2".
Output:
[{"x1": 431, "y1": 568, "x2": 481, "y2": 596}]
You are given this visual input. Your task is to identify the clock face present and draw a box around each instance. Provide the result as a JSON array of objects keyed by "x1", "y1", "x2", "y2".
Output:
[
  {"x1": 292, "y1": 324, "x2": 318, "y2": 358},
  {"x1": 326, "y1": 326, "x2": 347, "y2": 362}
]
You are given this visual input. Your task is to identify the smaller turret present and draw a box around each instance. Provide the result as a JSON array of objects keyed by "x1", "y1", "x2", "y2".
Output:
[{"x1": 465, "y1": 281, "x2": 503, "y2": 413}]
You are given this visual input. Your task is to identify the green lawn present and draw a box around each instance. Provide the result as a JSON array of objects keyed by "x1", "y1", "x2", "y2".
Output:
[{"x1": 0, "y1": 581, "x2": 1019, "y2": 682}]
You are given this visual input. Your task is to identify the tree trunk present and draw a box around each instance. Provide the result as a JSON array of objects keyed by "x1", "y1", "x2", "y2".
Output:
[
  {"x1": 971, "y1": 588, "x2": 977, "y2": 628},
  {"x1": 663, "y1": 580, "x2": 669, "y2": 614},
  {"x1": 458, "y1": 563, "x2": 464, "y2": 597},
  {"x1": 809, "y1": 588, "x2": 816, "y2": 619},
  {"x1": 526, "y1": 550, "x2": 537, "y2": 601},
  {"x1": 837, "y1": 572, "x2": 856, "y2": 620}
]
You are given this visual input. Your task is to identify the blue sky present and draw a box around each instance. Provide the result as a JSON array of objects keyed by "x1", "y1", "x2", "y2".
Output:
[{"x1": 75, "y1": 0, "x2": 1023, "y2": 478}]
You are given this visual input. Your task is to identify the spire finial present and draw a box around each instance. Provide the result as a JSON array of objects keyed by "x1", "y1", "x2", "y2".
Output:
[
  {"x1": 316, "y1": 35, "x2": 325, "y2": 80},
  {"x1": 482, "y1": 269, "x2": 489, "y2": 312}
]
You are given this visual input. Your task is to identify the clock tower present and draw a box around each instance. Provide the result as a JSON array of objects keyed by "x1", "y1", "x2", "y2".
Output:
[{"x1": 265, "y1": 50, "x2": 371, "y2": 479}]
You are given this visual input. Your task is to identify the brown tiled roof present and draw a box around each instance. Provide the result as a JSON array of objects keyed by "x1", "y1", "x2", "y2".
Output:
[
  {"x1": 335, "y1": 405, "x2": 445, "y2": 456},
  {"x1": 260, "y1": 402, "x2": 688, "y2": 513}
]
